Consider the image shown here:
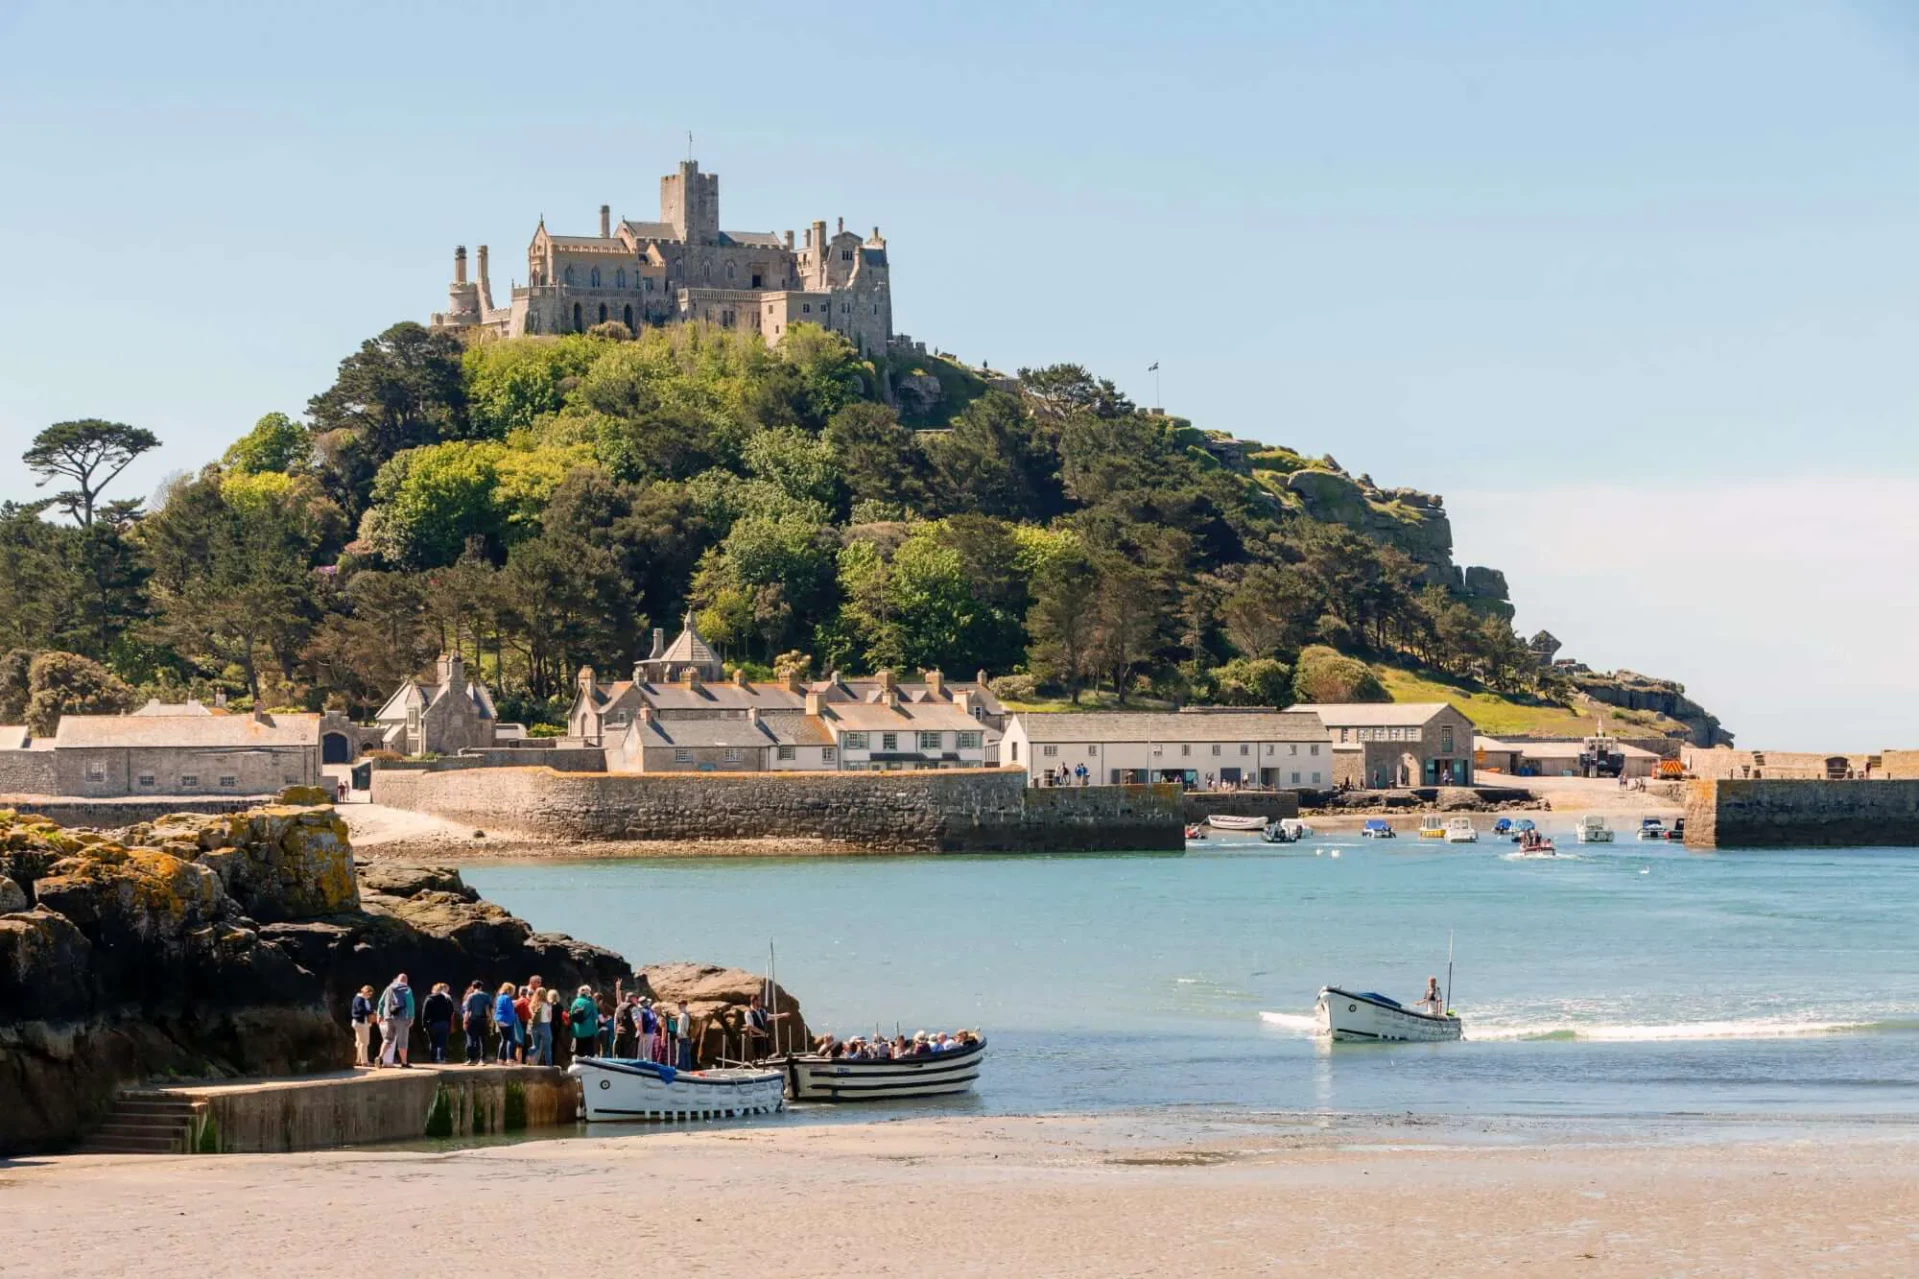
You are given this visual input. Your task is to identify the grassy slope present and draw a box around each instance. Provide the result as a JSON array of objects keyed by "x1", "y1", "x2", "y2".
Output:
[{"x1": 1375, "y1": 662, "x2": 1687, "y2": 739}]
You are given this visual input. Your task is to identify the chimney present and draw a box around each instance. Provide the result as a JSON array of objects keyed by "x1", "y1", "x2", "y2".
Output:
[
  {"x1": 600, "y1": 204, "x2": 611, "y2": 238},
  {"x1": 443, "y1": 651, "x2": 466, "y2": 694},
  {"x1": 877, "y1": 670, "x2": 896, "y2": 696},
  {"x1": 454, "y1": 245, "x2": 468, "y2": 284},
  {"x1": 924, "y1": 669, "x2": 944, "y2": 697},
  {"x1": 580, "y1": 665, "x2": 596, "y2": 693},
  {"x1": 681, "y1": 667, "x2": 700, "y2": 688},
  {"x1": 477, "y1": 244, "x2": 492, "y2": 305},
  {"x1": 214, "y1": 688, "x2": 227, "y2": 709},
  {"x1": 837, "y1": 216, "x2": 844, "y2": 234},
  {"x1": 733, "y1": 668, "x2": 747, "y2": 687},
  {"x1": 747, "y1": 707, "x2": 761, "y2": 726},
  {"x1": 955, "y1": 690, "x2": 972, "y2": 716},
  {"x1": 782, "y1": 671, "x2": 801, "y2": 694},
  {"x1": 811, "y1": 219, "x2": 826, "y2": 256},
  {"x1": 252, "y1": 706, "x2": 271, "y2": 725},
  {"x1": 804, "y1": 691, "x2": 822, "y2": 716},
  {"x1": 872, "y1": 225, "x2": 880, "y2": 242},
  {"x1": 649, "y1": 628, "x2": 665, "y2": 659},
  {"x1": 783, "y1": 229, "x2": 795, "y2": 251},
  {"x1": 639, "y1": 705, "x2": 654, "y2": 724}
]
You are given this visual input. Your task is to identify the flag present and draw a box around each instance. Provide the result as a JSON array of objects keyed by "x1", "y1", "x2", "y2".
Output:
[{"x1": 1147, "y1": 362, "x2": 1159, "y2": 372}]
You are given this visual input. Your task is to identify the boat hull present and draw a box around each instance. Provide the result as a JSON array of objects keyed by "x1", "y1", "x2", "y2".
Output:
[
  {"x1": 1575, "y1": 830, "x2": 1614, "y2": 843},
  {"x1": 1316, "y1": 987, "x2": 1463, "y2": 1043},
  {"x1": 570, "y1": 1057, "x2": 785, "y2": 1122},
  {"x1": 775, "y1": 1040, "x2": 986, "y2": 1101},
  {"x1": 1207, "y1": 815, "x2": 1265, "y2": 831}
]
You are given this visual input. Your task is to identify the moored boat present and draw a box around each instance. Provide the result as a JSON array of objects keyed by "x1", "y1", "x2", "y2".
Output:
[
  {"x1": 1260, "y1": 819, "x2": 1299, "y2": 844},
  {"x1": 1184, "y1": 824, "x2": 1207, "y2": 841},
  {"x1": 775, "y1": 1037, "x2": 987, "y2": 1102},
  {"x1": 1637, "y1": 816, "x2": 1667, "y2": 840},
  {"x1": 1417, "y1": 820, "x2": 1447, "y2": 839},
  {"x1": 1315, "y1": 987, "x2": 1462, "y2": 1042},
  {"x1": 1207, "y1": 814, "x2": 1266, "y2": 831},
  {"x1": 1444, "y1": 817, "x2": 1478, "y2": 844},
  {"x1": 1662, "y1": 817, "x2": 1687, "y2": 842},
  {"x1": 1491, "y1": 817, "x2": 1513, "y2": 836},
  {"x1": 1360, "y1": 818, "x2": 1396, "y2": 839},
  {"x1": 1574, "y1": 814, "x2": 1614, "y2": 843},
  {"x1": 570, "y1": 1056, "x2": 785, "y2": 1122}
]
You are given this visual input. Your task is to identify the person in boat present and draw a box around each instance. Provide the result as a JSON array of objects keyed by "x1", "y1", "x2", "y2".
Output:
[
  {"x1": 1419, "y1": 976, "x2": 1442, "y2": 1014},
  {"x1": 742, "y1": 994, "x2": 788, "y2": 1061}
]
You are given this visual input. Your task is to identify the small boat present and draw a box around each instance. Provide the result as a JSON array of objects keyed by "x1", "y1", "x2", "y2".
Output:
[
  {"x1": 1637, "y1": 817, "x2": 1667, "y2": 840},
  {"x1": 1260, "y1": 819, "x2": 1299, "y2": 844},
  {"x1": 1184, "y1": 824, "x2": 1207, "y2": 841},
  {"x1": 1444, "y1": 817, "x2": 1478, "y2": 844},
  {"x1": 1417, "y1": 821, "x2": 1447, "y2": 839},
  {"x1": 570, "y1": 1056, "x2": 785, "y2": 1122},
  {"x1": 1509, "y1": 818, "x2": 1537, "y2": 843},
  {"x1": 1360, "y1": 818, "x2": 1396, "y2": 839},
  {"x1": 1491, "y1": 817, "x2": 1513, "y2": 836},
  {"x1": 774, "y1": 1038, "x2": 987, "y2": 1102},
  {"x1": 1574, "y1": 815, "x2": 1614, "y2": 844},
  {"x1": 1662, "y1": 817, "x2": 1687, "y2": 842},
  {"x1": 1316, "y1": 987, "x2": 1462, "y2": 1043},
  {"x1": 1207, "y1": 814, "x2": 1266, "y2": 831}
]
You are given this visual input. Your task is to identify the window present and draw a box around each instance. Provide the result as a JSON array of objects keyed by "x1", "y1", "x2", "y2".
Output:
[
  {"x1": 1239, "y1": 744, "x2": 1250, "y2": 756},
  {"x1": 218, "y1": 775, "x2": 237, "y2": 789},
  {"x1": 822, "y1": 747, "x2": 837, "y2": 764},
  {"x1": 86, "y1": 761, "x2": 107, "y2": 782},
  {"x1": 1042, "y1": 745, "x2": 1059, "y2": 758},
  {"x1": 1211, "y1": 744, "x2": 1222, "y2": 756},
  {"x1": 1339, "y1": 727, "x2": 1350, "y2": 743},
  {"x1": 1312, "y1": 771, "x2": 1322, "y2": 784},
  {"x1": 1087, "y1": 745, "x2": 1098, "y2": 756},
  {"x1": 136, "y1": 773, "x2": 155, "y2": 788},
  {"x1": 880, "y1": 732, "x2": 897, "y2": 751},
  {"x1": 841, "y1": 249, "x2": 854, "y2": 261},
  {"x1": 1291, "y1": 771, "x2": 1301, "y2": 784},
  {"x1": 1180, "y1": 744, "x2": 1191, "y2": 757},
  {"x1": 803, "y1": 303, "x2": 812, "y2": 313},
  {"x1": 1289, "y1": 744, "x2": 1299, "y2": 756},
  {"x1": 674, "y1": 748, "x2": 693, "y2": 763},
  {"x1": 726, "y1": 263, "x2": 735, "y2": 280},
  {"x1": 1265, "y1": 744, "x2": 1274, "y2": 756},
  {"x1": 958, "y1": 732, "x2": 982, "y2": 750},
  {"x1": 283, "y1": 775, "x2": 298, "y2": 786},
  {"x1": 776, "y1": 745, "x2": 796, "y2": 761},
  {"x1": 919, "y1": 732, "x2": 941, "y2": 751},
  {"x1": 724, "y1": 748, "x2": 742, "y2": 763},
  {"x1": 608, "y1": 712, "x2": 627, "y2": 728},
  {"x1": 844, "y1": 732, "x2": 869, "y2": 749},
  {"x1": 564, "y1": 265, "x2": 576, "y2": 284},
  {"x1": 645, "y1": 277, "x2": 655, "y2": 292},
  {"x1": 1441, "y1": 727, "x2": 1455, "y2": 754},
  {"x1": 751, "y1": 272, "x2": 763, "y2": 288},
  {"x1": 1009, "y1": 742, "x2": 1019, "y2": 761},
  {"x1": 590, "y1": 267, "x2": 601, "y2": 287},
  {"x1": 616, "y1": 268, "x2": 626, "y2": 288},
  {"x1": 1310, "y1": 744, "x2": 1320, "y2": 757},
  {"x1": 180, "y1": 774, "x2": 199, "y2": 789},
  {"x1": 598, "y1": 302, "x2": 608, "y2": 323},
  {"x1": 1151, "y1": 744, "x2": 1163, "y2": 756}
]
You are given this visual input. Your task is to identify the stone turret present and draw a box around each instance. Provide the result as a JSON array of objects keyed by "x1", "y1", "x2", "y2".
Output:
[
  {"x1": 444, "y1": 246, "x2": 480, "y2": 326},
  {"x1": 599, "y1": 204, "x2": 611, "y2": 238}
]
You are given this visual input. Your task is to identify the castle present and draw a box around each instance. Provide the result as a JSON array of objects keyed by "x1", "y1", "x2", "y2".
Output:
[{"x1": 431, "y1": 158, "x2": 893, "y2": 354}]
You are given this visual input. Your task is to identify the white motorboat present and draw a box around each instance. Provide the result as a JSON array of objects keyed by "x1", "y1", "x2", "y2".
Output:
[
  {"x1": 1316, "y1": 987, "x2": 1463, "y2": 1043},
  {"x1": 774, "y1": 1038, "x2": 986, "y2": 1102},
  {"x1": 1443, "y1": 817, "x2": 1478, "y2": 844},
  {"x1": 1207, "y1": 814, "x2": 1266, "y2": 831},
  {"x1": 1574, "y1": 815, "x2": 1614, "y2": 843},
  {"x1": 1360, "y1": 819, "x2": 1396, "y2": 839},
  {"x1": 1637, "y1": 817, "x2": 1667, "y2": 840},
  {"x1": 569, "y1": 1056, "x2": 785, "y2": 1122}
]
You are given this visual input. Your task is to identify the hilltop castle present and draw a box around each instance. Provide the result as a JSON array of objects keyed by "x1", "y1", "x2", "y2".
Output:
[{"x1": 431, "y1": 158, "x2": 893, "y2": 354}]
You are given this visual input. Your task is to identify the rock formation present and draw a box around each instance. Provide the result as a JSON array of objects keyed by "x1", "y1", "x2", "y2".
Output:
[{"x1": 641, "y1": 961, "x2": 812, "y2": 1063}]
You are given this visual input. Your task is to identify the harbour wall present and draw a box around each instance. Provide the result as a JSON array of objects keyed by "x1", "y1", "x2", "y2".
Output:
[
  {"x1": 1178, "y1": 791, "x2": 1302, "y2": 823},
  {"x1": 0, "y1": 795, "x2": 269, "y2": 826},
  {"x1": 170, "y1": 1065, "x2": 578, "y2": 1153},
  {"x1": 1683, "y1": 778, "x2": 1919, "y2": 848},
  {"x1": 372, "y1": 766, "x2": 1185, "y2": 853}
]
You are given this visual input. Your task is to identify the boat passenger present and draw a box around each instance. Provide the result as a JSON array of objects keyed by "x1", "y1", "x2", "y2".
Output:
[{"x1": 1419, "y1": 976, "x2": 1442, "y2": 1014}]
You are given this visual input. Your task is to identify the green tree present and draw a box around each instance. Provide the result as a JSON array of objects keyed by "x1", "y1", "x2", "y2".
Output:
[
  {"x1": 1025, "y1": 547, "x2": 1100, "y2": 701},
  {"x1": 301, "y1": 570, "x2": 433, "y2": 715},
  {"x1": 463, "y1": 334, "x2": 607, "y2": 437},
  {"x1": 824, "y1": 402, "x2": 927, "y2": 513},
  {"x1": 0, "y1": 648, "x2": 32, "y2": 722},
  {"x1": 222, "y1": 412, "x2": 311, "y2": 474},
  {"x1": 743, "y1": 425, "x2": 844, "y2": 511},
  {"x1": 924, "y1": 391, "x2": 1064, "y2": 521},
  {"x1": 1291, "y1": 645, "x2": 1389, "y2": 704},
  {"x1": 1220, "y1": 562, "x2": 1317, "y2": 659},
  {"x1": 776, "y1": 324, "x2": 866, "y2": 428},
  {"x1": 308, "y1": 322, "x2": 471, "y2": 513},
  {"x1": 23, "y1": 419, "x2": 160, "y2": 526},
  {"x1": 24, "y1": 650, "x2": 135, "y2": 735},
  {"x1": 1206, "y1": 655, "x2": 1294, "y2": 707}
]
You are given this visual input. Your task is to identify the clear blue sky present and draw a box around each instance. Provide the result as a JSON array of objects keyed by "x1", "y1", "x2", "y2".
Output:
[{"x1": 2, "y1": 0, "x2": 1914, "y2": 747}]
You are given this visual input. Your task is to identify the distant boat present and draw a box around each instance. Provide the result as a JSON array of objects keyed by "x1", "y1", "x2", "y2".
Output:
[
  {"x1": 1637, "y1": 817, "x2": 1667, "y2": 840},
  {"x1": 1575, "y1": 815, "x2": 1615, "y2": 844},
  {"x1": 1444, "y1": 817, "x2": 1478, "y2": 844},
  {"x1": 1184, "y1": 824, "x2": 1207, "y2": 841},
  {"x1": 1509, "y1": 818, "x2": 1537, "y2": 843},
  {"x1": 1663, "y1": 817, "x2": 1687, "y2": 842},
  {"x1": 1316, "y1": 987, "x2": 1463, "y2": 1042},
  {"x1": 1491, "y1": 817, "x2": 1513, "y2": 835},
  {"x1": 1208, "y1": 814, "x2": 1266, "y2": 831},
  {"x1": 1417, "y1": 820, "x2": 1447, "y2": 839},
  {"x1": 1361, "y1": 818, "x2": 1397, "y2": 839},
  {"x1": 1260, "y1": 819, "x2": 1300, "y2": 844},
  {"x1": 570, "y1": 1057, "x2": 785, "y2": 1122}
]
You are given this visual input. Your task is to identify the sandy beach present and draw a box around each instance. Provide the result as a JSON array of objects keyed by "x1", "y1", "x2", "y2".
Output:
[{"x1": 6, "y1": 1114, "x2": 1917, "y2": 1276}]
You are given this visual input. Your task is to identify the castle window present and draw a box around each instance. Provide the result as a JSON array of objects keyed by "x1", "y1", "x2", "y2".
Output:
[
  {"x1": 572, "y1": 302, "x2": 583, "y2": 331},
  {"x1": 598, "y1": 303, "x2": 608, "y2": 323},
  {"x1": 750, "y1": 273, "x2": 762, "y2": 288},
  {"x1": 841, "y1": 250, "x2": 853, "y2": 261},
  {"x1": 590, "y1": 267, "x2": 601, "y2": 287},
  {"x1": 645, "y1": 278, "x2": 654, "y2": 293},
  {"x1": 564, "y1": 265, "x2": 576, "y2": 284},
  {"x1": 802, "y1": 303, "x2": 811, "y2": 313},
  {"x1": 726, "y1": 263, "x2": 735, "y2": 280},
  {"x1": 616, "y1": 268, "x2": 626, "y2": 288},
  {"x1": 623, "y1": 304, "x2": 633, "y2": 329}
]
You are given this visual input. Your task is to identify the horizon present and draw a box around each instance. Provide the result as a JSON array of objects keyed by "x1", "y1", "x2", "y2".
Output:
[{"x1": 3, "y1": 0, "x2": 1915, "y2": 749}]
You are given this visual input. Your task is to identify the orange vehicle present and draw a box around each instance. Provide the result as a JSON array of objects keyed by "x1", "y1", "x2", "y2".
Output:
[{"x1": 1655, "y1": 758, "x2": 1687, "y2": 781}]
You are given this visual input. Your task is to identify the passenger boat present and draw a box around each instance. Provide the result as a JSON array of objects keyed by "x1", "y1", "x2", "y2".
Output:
[
  {"x1": 1207, "y1": 814, "x2": 1266, "y2": 831},
  {"x1": 1509, "y1": 818, "x2": 1537, "y2": 843},
  {"x1": 1417, "y1": 820, "x2": 1447, "y2": 839},
  {"x1": 774, "y1": 1037, "x2": 987, "y2": 1102},
  {"x1": 1315, "y1": 987, "x2": 1463, "y2": 1043},
  {"x1": 1636, "y1": 817, "x2": 1667, "y2": 840},
  {"x1": 1360, "y1": 818, "x2": 1396, "y2": 839},
  {"x1": 1444, "y1": 817, "x2": 1478, "y2": 843},
  {"x1": 1574, "y1": 814, "x2": 1614, "y2": 843},
  {"x1": 569, "y1": 1056, "x2": 785, "y2": 1122}
]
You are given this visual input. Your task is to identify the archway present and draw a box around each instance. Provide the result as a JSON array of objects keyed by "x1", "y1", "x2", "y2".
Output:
[
  {"x1": 598, "y1": 303, "x2": 608, "y2": 324},
  {"x1": 572, "y1": 302, "x2": 582, "y2": 331},
  {"x1": 322, "y1": 732, "x2": 351, "y2": 765},
  {"x1": 623, "y1": 303, "x2": 633, "y2": 329}
]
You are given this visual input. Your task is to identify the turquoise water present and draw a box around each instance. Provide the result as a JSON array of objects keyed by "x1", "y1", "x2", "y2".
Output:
[{"x1": 465, "y1": 828, "x2": 1919, "y2": 1121}]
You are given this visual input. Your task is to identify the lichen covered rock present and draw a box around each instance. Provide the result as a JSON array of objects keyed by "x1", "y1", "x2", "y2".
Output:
[{"x1": 0, "y1": 875, "x2": 26, "y2": 915}]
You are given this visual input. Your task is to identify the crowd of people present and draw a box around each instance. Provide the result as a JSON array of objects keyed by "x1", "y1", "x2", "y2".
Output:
[
  {"x1": 810, "y1": 1030, "x2": 980, "y2": 1060},
  {"x1": 348, "y1": 972, "x2": 702, "y2": 1071}
]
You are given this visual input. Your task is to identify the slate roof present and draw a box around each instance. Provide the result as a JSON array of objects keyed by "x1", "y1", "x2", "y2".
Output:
[
  {"x1": 823, "y1": 701, "x2": 995, "y2": 734},
  {"x1": 719, "y1": 230, "x2": 785, "y2": 249},
  {"x1": 547, "y1": 235, "x2": 632, "y2": 252},
  {"x1": 131, "y1": 699, "x2": 215, "y2": 716},
  {"x1": 54, "y1": 713, "x2": 321, "y2": 750},
  {"x1": 1290, "y1": 702, "x2": 1459, "y2": 727},
  {"x1": 1013, "y1": 711, "x2": 1328, "y2": 744},
  {"x1": 658, "y1": 614, "x2": 720, "y2": 668},
  {"x1": 620, "y1": 220, "x2": 679, "y2": 242},
  {"x1": 631, "y1": 718, "x2": 776, "y2": 749}
]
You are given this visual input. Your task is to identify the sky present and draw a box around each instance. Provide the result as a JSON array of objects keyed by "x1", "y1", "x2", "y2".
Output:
[{"x1": 0, "y1": 0, "x2": 1914, "y2": 747}]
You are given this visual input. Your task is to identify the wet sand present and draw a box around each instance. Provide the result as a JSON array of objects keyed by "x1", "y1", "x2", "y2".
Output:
[{"x1": 6, "y1": 1114, "x2": 1916, "y2": 1276}]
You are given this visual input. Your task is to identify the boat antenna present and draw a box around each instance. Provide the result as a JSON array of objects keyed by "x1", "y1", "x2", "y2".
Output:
[
  {"x1": 767, "y1": 939, "x2": 778, "y2": 1058},
  {"x1": 1444, "y1": 929, "x2": 1455, "y2": 1013}
]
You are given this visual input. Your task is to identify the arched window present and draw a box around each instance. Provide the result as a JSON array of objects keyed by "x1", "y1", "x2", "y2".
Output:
[
  {"x1": 590, "y1": 267, "x2": 601, "y2": 288},
  {"x1": 572, "y1": 302, "x2": 582, "y2": 331},
  {"x1": 623, "y1": 304, "x2": 633, "y2": 330},
  {"x1": 527, "y1": 311, "x2": 540, "y2": 334},
  {"x1": 726, "y1": 262, "x2": 735, "y2": 280},
  {"x1": 616, "y1": 267, "x2": 626, "y2": 289},
  {"x1": 563, "y1": 264, "x2": 575, "y2": 285},
  {"x1": 598, "y1": 303, "x2": 608, "y2": 323}
]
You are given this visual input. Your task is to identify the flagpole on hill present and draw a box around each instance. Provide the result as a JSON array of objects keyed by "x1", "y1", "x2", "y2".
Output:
[{"x1": 1148, "y1": 361, "x2": 1161, "y2": 412}]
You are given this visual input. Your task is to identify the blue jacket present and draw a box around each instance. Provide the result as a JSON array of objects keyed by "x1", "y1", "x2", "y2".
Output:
[{"x1": 494, "y1": 993, "x2": 519, "y2": 1029}]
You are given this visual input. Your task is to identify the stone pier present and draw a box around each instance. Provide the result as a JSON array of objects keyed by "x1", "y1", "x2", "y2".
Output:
[{"x1": 1683, "y1": 778, "x2": 1919, "y2": 849}]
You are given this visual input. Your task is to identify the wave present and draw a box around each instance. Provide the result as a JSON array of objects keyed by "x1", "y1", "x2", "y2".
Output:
[
  {"x1": 1259, "y1": 1011, "x2": 1319, "y2": 1034},
  {"x1": 1465, "y1": 1016, "x2": 1919, "y2": 1043}
]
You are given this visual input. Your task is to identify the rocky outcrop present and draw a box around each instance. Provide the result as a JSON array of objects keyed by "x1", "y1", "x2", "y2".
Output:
[
  {"x1": 1572, "y1": 670, "x2": 1732, "y2": 747},
  {"x1": 0, "y1": 806, "x2": 632, "y2": 1154},
  {"x1": 641, "y1": 962, "x2": 812, "y2": 1063}
]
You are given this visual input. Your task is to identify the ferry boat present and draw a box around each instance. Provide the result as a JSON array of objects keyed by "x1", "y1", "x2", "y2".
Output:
[
  {"x1": 774, "y1": 1037, "x2": 987, "y2": 1102},
  {"x1": 1574, "y1": 815, "x2": 1615, "y2": 843},
  {"x1": 1444, "y1": 817, "x2": 1478, "y2": 844},
  {"x1": 570, "y1": 1057, "x2": 785, "y2": 1122},
  {"x1": 1316, "y1": 987, "x2": 1463, "y2": 1043},
  {"x1": 1637, "y1": 817, "x2": 1667, "y2": 840},
  {"x1": 1360, "y1": 818, "x2": 1396, "y2": 839}
]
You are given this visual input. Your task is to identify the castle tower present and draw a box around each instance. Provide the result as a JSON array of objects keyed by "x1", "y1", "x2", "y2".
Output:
[
  {"x1": 661, "y1": 160, "x2": 720, "y2": 245},
  {"x1": 445, "y1": 245, "x2": 480, "y2": 325}
]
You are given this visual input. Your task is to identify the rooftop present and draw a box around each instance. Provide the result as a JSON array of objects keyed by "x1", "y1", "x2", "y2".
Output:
[
  {"x1": 1291, "y1": 702, "x2": 1459, "y2": 727},
  {"x1": 53, "y1": 712, "x2": 321, "y2": 750},
  {"x1": 1012, "y1": 711, "x2": 1329, "y2": 744}
]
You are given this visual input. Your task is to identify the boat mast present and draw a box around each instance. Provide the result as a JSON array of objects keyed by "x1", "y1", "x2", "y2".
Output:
[{"x1": 1444, "y1": 930, "x2": 1455, "y2": 1013}]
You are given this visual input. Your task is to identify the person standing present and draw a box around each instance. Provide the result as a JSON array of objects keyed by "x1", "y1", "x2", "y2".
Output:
[
  {"x1": 461, "y1": 980, "x2": 490, "y2": 1065},
  {"x1": 377, "y1": 973, "x2": 415, "y2": 1068},
  {"x1": 493, "y1": 982, "x2": 520, "y2": 1064},
  {"x1": 569, "y1": 986, "x2": 601, "y2": 1061},
  {"x1": 675, "y1": 1002, "x2": 696, "y2": 1069},
  {"x1": 420, "y1": 983, "x2": 456, "y2": 1064},
  {"x1": 528, "y1": 984, "x2": 555, "y2": 1066},
  {"x1": 637, "y1": 998, "x2": 659, "y2": 1063},
  {"x1": 350, "y1": 985, "x2": 376, "y2": 1067},
  {"x1": 512, "y1": 986, "x2": 533, "y2": 1064}
]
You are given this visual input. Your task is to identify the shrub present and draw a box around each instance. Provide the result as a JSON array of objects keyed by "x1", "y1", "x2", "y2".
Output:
[
  {"x1": 1207, "y1": 656, "x2": 1293, "y2": 707},
  {"x1": 1291, "y1": 646, "x2": 1388, "y2": 704}
]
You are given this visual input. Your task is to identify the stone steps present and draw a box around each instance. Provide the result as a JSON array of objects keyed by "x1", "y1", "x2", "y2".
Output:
[{"x1": 76, "y1": 1092, "x2": 202, "y2": 1155}]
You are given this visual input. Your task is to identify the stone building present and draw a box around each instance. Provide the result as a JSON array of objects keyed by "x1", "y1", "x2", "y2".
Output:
[
  {"x1": 999, "y1": 710, "x2": 1332, "y2": 788},
  {"x1": 1293, "y1": 702, "x2": 1477, "y2": 788},
  {"x1": 373, "y1": 653, "x2": 499, "y2": 758},
  {"x1": 0, "y1": 711, "x2": 320, "y2": 798},
  {"x1": 431, "y1": 158, "x2": 894, "y2": 355},
  {"x1": 607, "y1": 707, "x2": 839, "y2": 773}
]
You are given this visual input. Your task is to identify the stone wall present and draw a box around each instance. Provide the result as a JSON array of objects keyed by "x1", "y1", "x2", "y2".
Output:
[
  {"x1": 2, "y1": 796, "x2": 266, "y2": 826},
  {"x1": 1684, "y1": 779, "x2": 1919, "y2": 849},
  {"x1": 0, "y1": 750, "x2": 57, "y2": 795},
  {"x1": 1179, "y1": 791, "x2": 1302, "y2": 823},
  {"x1": 1883, "y1": 751, "x2": 1919, "y2": 781},
  {"x1": 372, "y1": 765, "x2": 1183, "y2": 853}
]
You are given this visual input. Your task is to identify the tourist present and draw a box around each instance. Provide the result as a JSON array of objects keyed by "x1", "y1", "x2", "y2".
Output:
[
  {"x1": 512, "y1": 986, "x2": 533, "y2": 1063},
  {"x1": 349, "y1": 984, "x2": 375, "y2": 1067},
  {"x1": 528, "y1": 982, "x2": 555, "y2": 1066},
  {"x1": 569, "y1": 986, "x2": 601, "y2": 1061},
  {"x1": 638, "y1": 997, "x2": 660, "y2": 1063},
  {"x1": 544, "y1": 989, "x2": 566, "y2": 1066},
  {"x1": 461, "y1": 981, "x2": 490, "y2": 1065},
  {"x1": 742, "y1": 994, "x2": 781, "y2": 1061},
  {"x1": 377, "y1": 973, "x2": 414, "y2": 1068},
  {"x1": 647, "y1": 999, "x2": 669, "y2": 1064},
  {"x1": 598, "y1": 992, "x2": 616, "y2": 1056},
  {"x1": 613, "y1": 993, "x2": 638, "y2": 1059},
  {"x1": 675, "y1": 1001, "x2": 696, "y2": 1069},
  {"x1": 421, "y1": 982, "x2": 456, "y2": 1064},
  {"x1": 493, "y1": 982, "x2": 520, "y2": 1064},
  {"x1": 1420, "y1": 976, "x2": 1442, "y2": 1014}
]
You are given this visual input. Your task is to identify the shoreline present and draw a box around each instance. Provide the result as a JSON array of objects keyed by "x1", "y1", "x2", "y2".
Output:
[{"x1": 8, "y1": 1111, "x2": 1917, "y2": 1275}]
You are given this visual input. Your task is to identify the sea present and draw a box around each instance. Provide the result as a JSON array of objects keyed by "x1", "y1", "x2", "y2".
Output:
[{"x1": 465, "y1": 826, "x2": 1919, "y2": 1128}]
